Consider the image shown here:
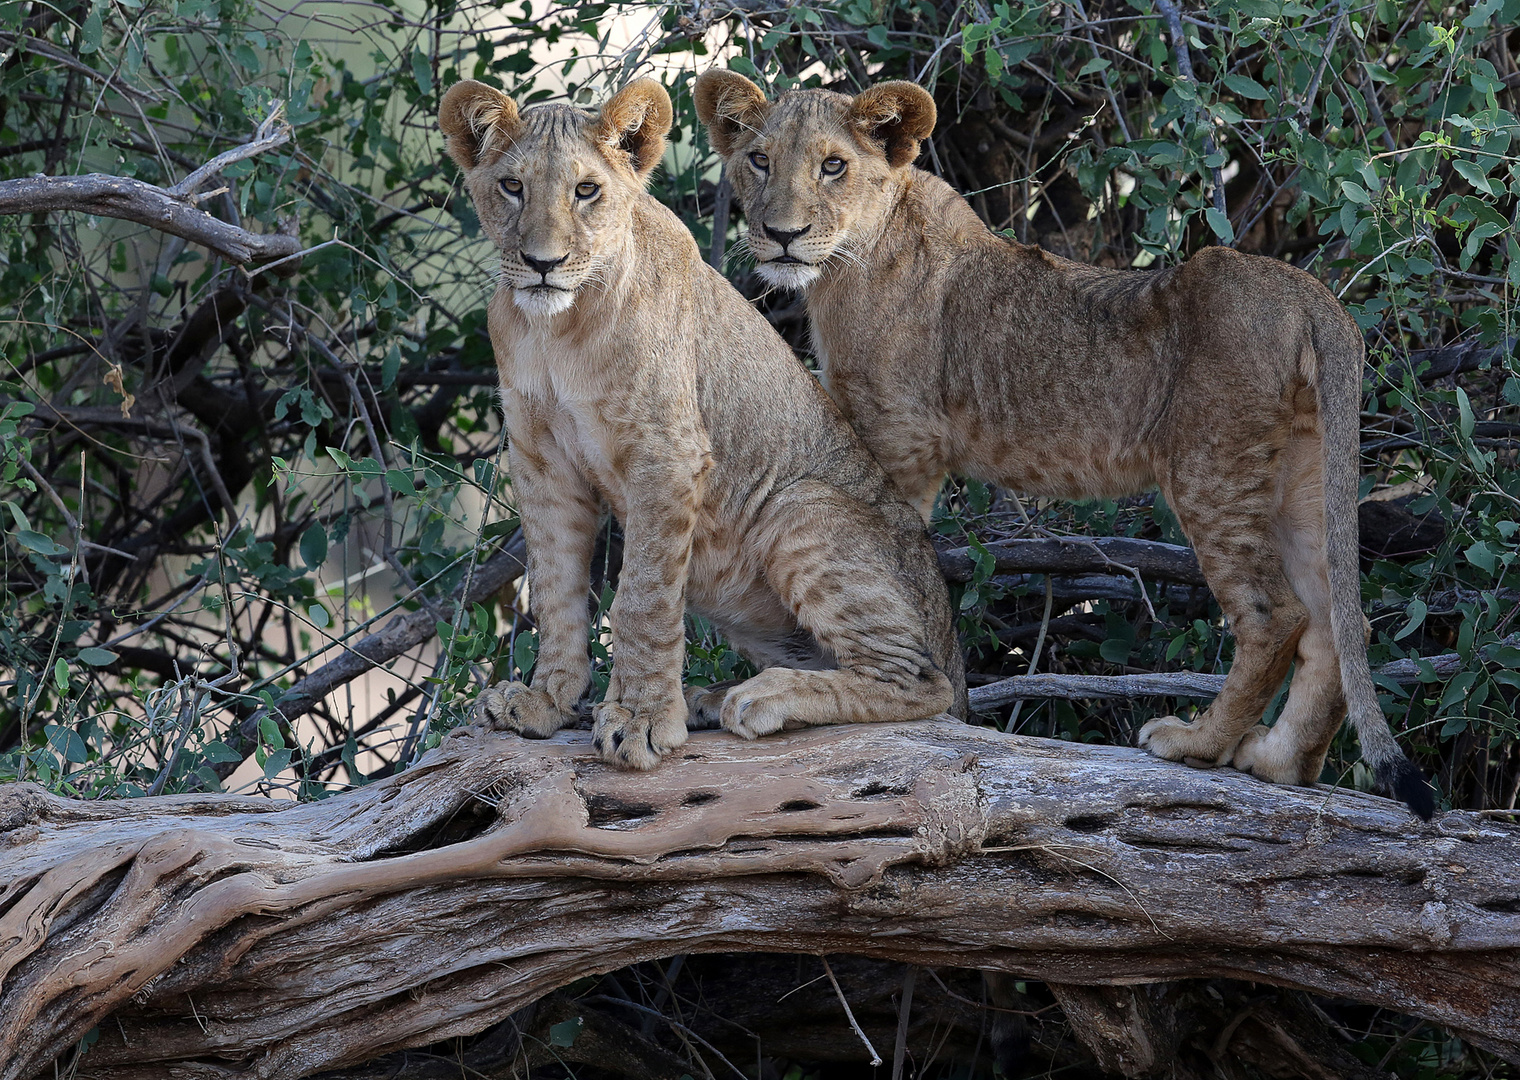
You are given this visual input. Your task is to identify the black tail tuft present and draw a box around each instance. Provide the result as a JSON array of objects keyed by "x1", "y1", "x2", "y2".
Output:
[{"x1": 1377, "y1": 758, "x2": 1436, "y2": 821}]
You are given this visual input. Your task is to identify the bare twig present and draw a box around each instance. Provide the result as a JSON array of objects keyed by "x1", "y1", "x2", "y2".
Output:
[{"x1": 821, "y1": 956, "x2": 882, "y2": 1067}]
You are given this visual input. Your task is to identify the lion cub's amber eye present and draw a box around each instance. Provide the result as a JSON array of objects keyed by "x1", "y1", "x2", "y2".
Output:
[
  {"x1": 575, "y1": 181, "x2": 600, "y2": 199},
  {"x1": 499, "y1": 177, "x2": 523, "y2": 196},
  {"x1": 749, "y1": 151, "x2": 769, "y2": 170},
  {"x1": 821, "y1": 156, "x2": 846, "y2": 176}
]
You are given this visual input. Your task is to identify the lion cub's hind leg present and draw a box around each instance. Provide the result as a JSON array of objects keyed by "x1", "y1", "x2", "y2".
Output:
[
  {"x1": 1139, "y1": 437, "x2": 1307, "y2": 768},
  {"x1": 1233, "y1": 434, "x2": 1346, "y2": 786},
  {"x1": 718, "y1": 487, "x2": 956, "y2": 739}
]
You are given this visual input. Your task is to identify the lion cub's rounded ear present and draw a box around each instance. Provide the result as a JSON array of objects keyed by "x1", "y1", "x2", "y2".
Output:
[
  {"x1": 439, "y1": 80, "x2": 520, "y2": 171},
  {"x1": 594, "y1": 79, "x2": 674, "y2": 180},
  {"x1": 847, "y1": 82, "x2": 937, "y2": 168},
  {"x1": 694, "y1": 69, "x2": 771, "y2": 157}
]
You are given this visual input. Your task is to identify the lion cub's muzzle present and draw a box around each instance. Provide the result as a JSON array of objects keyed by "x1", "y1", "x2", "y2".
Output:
[
  {"x1": 502, "y1": 249, "x2": 587, "y2": 317},
  {"x1": 748, "y1": 222, "x2": 837, "y2": 290}
]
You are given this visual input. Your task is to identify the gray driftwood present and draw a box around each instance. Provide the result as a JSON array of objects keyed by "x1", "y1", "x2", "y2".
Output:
[{"x1": 1, "y1": 720, "x2": 1517, "y2": 1079}]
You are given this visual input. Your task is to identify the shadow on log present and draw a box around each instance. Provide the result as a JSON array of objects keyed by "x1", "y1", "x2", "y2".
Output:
[{"x1": 2, "y1": 721, "x2": 1518, "y2": 1078}]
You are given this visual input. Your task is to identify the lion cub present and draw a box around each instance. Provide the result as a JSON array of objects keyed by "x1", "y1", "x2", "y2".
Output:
[
  {"x1": 696, "y1": 71, "x2": 1431, "y2": 816},
  {"x1": 439, "y1": 78, "x2": 965, "y2": 770}
]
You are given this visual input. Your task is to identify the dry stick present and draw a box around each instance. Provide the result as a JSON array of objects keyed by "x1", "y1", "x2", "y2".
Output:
[
  {"x1": 708, "y1": 169, "x2": 731, "y2": 270},
  {"x1": 821, "y1": 955, "x2": 881, "y2": 1067},
  {"x1": 891, "y1": 965, "x2": 917, "y2": 1080},
  {"x1": 1001, "y1": 574, "x2": 1053, "y2": 733}
]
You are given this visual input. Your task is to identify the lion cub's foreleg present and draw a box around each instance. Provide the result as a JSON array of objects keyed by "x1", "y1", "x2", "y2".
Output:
[
  {"x1": 713, "y1": 487, "x2": 955, "y2": 737},
  {"x1": 590, "y1": 444, "x2": 713, "y2": 770},
  {"x1": 473, "y1": 432, "x2": 598, "y2": 737}
]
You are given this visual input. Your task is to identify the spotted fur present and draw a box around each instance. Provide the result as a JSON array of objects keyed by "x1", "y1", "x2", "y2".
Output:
[
  {"x1": 696, "y1": 71, "x2": 1432, "y2": 817},
  {"x1": 440, "y1": 79, "x2": 965, "y2": 770}
]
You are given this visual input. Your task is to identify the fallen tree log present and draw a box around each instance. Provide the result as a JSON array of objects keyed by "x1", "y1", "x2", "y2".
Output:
[{"x1": 2, "y1": 720, "x2": 1518, "y2": 1078}]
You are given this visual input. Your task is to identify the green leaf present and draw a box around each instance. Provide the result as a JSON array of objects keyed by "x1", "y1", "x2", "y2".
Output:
[
  {"x1": 1099, "y1": 638, "x2": 1131, "y2": 664},
  {"x1": 1439, "y1": 671, "x2": 1477, "y2": 712},
  {"x1": 45, "y1": 724, "x2": 88, "y2": 764},
  {"x1": 381, "y1": 345, "x2": 401, "y2": 390},
  {"x1": 1456, "y1": 386, "x2": 1475, "y2": 442},
  {"x1": 1485, "y1": 644, "x2": 1520, "y2": 669},
  {"x1": 1077, "y1": 56, "x2": 1110, "y2": 76},
  {"x1": 1465, "y1": 541, "x2": 1497, "y2": 575},
  {"x1": 512, "y1": 631, "x2": 537, "y2": 678},
  {"x1": 1339, "y1": 180, "x2": 1371, "y2": 205},
  {"x1": 1203, "y1": 207, "x2": 1234, "y2": 244},
  {"x1": 548, "y1": 1017, "x2": 583, "y2": 1048},
  {"x1": 1451, "y1": 157, "x2": 1496, "y2": 196},
  {"x1": 17, "y1": 530, "x2": 70, "y2": 557},
  {"x1": 386, "y1": 469, "x2": 415, "y2": 494},
  {"x1": 77, "y1": 647, "x2": 118, "y2": 666},
  {"x1": 308, "y1": 603, "x2": 330, "y2": 628},
  {"x1": 80, "y1": 8, "x2": 103, "y2": 53},
  {"x1": 262, "y1": 747, "x2": 293, "y2": 778},
  {"x1": 259, "y1": 716, "x2": 285, "y2": 749},
  {"x1": 866, "y1": 24, "x2": 889, "y2": 48},
  {"x1": 200, "y1": 740, "x2": 244, "y2": 764},
  {"x1": 1222, "y1": 73, "x2": 1270, "y2": 99},
  {"x1": 53, "y1": 658, "x2": 69, "y2": 692},
  {"x1": 411, "y1": 48, "x2": 433, "y2": 95},
  {"x1": 1392, "y1": 598, "x2": 1426, "y2": 641},
  {"x1": 299, "y1": 522, "x2": 328, "y2": 570}
]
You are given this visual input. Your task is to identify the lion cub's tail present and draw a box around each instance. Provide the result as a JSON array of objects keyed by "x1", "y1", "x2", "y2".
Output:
[{"x1": 1312, "y1": 307, "x2": 1435, "y2": 820}]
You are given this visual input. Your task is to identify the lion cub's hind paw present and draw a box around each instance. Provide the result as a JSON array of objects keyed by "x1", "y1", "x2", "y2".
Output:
[
  {"x1": 472, "y1": 682, "x2": 568, "y2": 738},
  {"x1": 592, "y1": 701, "x2": 688, "y2": 770},
  {"x1": 718, "y1": 677, "x2": 793, "y2": 741},
  {"x1": 1231, "y1": 724, "x2": 1318, "y2": 786},
  {"x1": 684, "y1": 681, "x2": 739, "y2": 730},
  {"x1": 1138, "y1": 715, "x2": 1234, "y2": 770}
]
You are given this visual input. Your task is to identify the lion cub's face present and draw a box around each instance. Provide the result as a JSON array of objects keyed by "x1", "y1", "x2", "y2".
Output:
[
  {"x1": 439, "y1": 79, "x2": 673, "y2": 321},
  {"x1": 695, "y1": 72, "x2": 936, "y2": 291}
]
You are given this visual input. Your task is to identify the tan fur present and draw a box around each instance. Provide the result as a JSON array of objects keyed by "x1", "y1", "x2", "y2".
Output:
[
  {"x1": 696, "y1": 71, "x2": 1428, "y2": 812},
  {"x1": 439, "y1": 79, "x2": 965, "y2": 770}
]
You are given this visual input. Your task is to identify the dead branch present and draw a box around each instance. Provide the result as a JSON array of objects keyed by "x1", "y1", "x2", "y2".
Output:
[
  {"x1": 0, "y1": 170, "x2": 298, "y2": 263},
  {"x1": 2, "y1": 721, "x2": 1517, "y2": 1079},
  {"x1": 939, "y1": 537, "x2": 1206, "y2": 587},
  {"x1": 967, "y1": 635, "x2": 1519, "y2": 710}
]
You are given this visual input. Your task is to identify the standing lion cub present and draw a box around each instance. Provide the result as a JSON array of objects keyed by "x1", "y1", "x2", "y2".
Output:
[
  {"x1": 696, "y1": 70, "x2": 1432, "y2": 816},
  {"x1": 439, "y1": 78, "x2": 964, "y2": 770}
]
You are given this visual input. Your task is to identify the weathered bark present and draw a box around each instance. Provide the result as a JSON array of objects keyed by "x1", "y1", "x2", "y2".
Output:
[
  {"x1": 938, "y1": 538, "x2": 1205, "y2": 587},
  {"x1": 3, "y1": 721, "x2": 1518, "y2": 1077}
]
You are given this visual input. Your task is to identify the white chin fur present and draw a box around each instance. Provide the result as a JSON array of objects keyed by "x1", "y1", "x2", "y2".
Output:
[
  {"x1": 513, "y1": 287, "x2": 577, "y2": 320},
  {"x1": 755, "y1": 261, "x2": 822, "y2": 291}
]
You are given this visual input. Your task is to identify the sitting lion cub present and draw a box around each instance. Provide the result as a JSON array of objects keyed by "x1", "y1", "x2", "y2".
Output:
[
  {"x1": 696, "y1": 70, "x2": 1432, "y2": 816},
  {"x1": 439, "y1": 78, "x2": 965, "y2": 770}
]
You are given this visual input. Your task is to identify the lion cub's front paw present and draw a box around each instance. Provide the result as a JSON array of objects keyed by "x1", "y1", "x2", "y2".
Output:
[
  {"x1": 1137, "y1": 715, "x2": 1233, "y2": 769},
  {"x1": 472, "y1": 682, "x2": 569, "y2": 738},
  {"x1": 592, "y1": 700, "x2": 689, "y2": 770}
]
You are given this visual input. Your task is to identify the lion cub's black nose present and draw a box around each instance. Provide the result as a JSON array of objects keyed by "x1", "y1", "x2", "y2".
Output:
[
  {"x1": 521, "y1": 251, "x2": 568, "y2": 276},
  {"x1": 762, "y1": 223, "x2": 811, "y2": 251}
]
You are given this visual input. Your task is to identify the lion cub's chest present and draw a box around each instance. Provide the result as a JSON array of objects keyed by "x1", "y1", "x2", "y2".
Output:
[{"x1": 503, "y1": 337, "x2": 635, "y2": 518}]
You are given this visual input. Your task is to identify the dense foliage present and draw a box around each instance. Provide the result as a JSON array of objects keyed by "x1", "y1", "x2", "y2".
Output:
[{"x1": 0, "y1": 0, "x2": 1516, "y2": 1072}]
